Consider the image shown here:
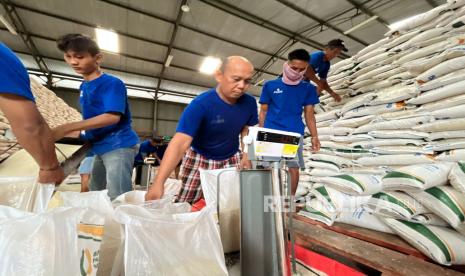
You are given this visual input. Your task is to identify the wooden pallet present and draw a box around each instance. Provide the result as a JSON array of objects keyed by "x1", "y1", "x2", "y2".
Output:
[{"x1": 292, "y1": 214, "x2": 465, "y2": 275}]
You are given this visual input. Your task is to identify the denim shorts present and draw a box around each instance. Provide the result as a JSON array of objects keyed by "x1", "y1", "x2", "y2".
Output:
[{"x1": 78, "y1": 156, "x2": 95, "y2": 174}]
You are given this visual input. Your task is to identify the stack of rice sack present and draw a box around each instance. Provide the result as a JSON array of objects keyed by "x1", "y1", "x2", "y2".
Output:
[
  {"x1": 297, "y1": 0, "x2": 465, "y2": 266},
  {"x1": 0, "y1": 76, "x2": 82, "y2": 162}
]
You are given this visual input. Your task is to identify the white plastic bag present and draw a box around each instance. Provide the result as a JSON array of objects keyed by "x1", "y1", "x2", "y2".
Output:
[
  {"x1": 0, "y1": 176, "x2": 54, "y2": 212},
  {"x1": 200, "y1": 168, "x2": 240, "y2": 253},
  {"x1": 114, "y1": 204, "x2": 227, "y2": 276},
  {"x1": 0, "y1": 206, "x2": 88, "y2": 276}
]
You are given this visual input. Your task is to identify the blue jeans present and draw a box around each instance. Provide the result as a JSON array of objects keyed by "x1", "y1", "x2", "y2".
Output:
[{"x1": 89, "y1": 146, "x2": 137, "y2": 200}]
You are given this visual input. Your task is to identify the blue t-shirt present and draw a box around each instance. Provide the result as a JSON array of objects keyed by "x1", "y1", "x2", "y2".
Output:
[
  {"x1": 176, "y1": 89, "x2": 258, "y2": 160},
  {"x1": 80, "y1": 73, "x2": 139, "y2": 155},
  {"x1": 259, "y1": 78, "x2": 319, "y2": 135},
  {"x1": 0, "y1": 43, "x2": 35, "y2": 101},
  {"x1": 310, "y1": 51, "x2": 330, "y2": 80},
  {"x1": 134, "y1": 140, "x2": 167, "y2": 165}
]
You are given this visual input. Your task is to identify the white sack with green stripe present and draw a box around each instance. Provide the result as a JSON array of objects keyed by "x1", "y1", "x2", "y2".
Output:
[
  {"x1": 436, "y1": 149, "x2": 465, "y2": 161},
  {"x1": 307, "y1": 153, "x2": 354, "y2": 168},
  {"x1": 319, "y1": 174, "x2": 383, "y2": 195},
  {"x1": 336, "y1": 206, "x2": 394, "y2": 234},
  {"x1": 383, "y1": 218, "x2": 465, "y2": 265},
  {"x1": 365, "y1": 191, "x2": 429, "y2": 220},
  {"x1": 310, "y1": 185, "x2": 371, "y2": 213},
  {"x1": 448, "y1": 162, "x2": 465, "y2": 193},
  {"x1": 304, "y1": 160, "x2": 340, "y2": 172},
  {"x1": 408, "y1": 186, "x2": 465, "y2": 235},
  {"x1": 355, "y1": 154, "x2": 434, "y2": 166},
  {"x1": 298, "y1": 199, "x2": 337, "y2": 226},
  {"x1": 382, "y1": 163, "x2": 453, "y2": 191},
  {"x1": 410, "y1": 213, "x2": 449, "y2": 227}
]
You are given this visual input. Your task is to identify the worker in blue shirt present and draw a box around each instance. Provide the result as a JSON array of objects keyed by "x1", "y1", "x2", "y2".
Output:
[
  {"x1": 53, "y1": 34, "x2": 139, "y2": 200},
  {"x1": 146, "y1": 56, "x2": 258, "y2": 203},
  {"x1": 0, "y1": 43, "x2": 64, "y2": 184},
  {"x1": 134, "y1": 136, "x2": 167, "y2": 167},
  {"x1": 259, "y1": 49, "x2": 320, "y2": 196},
  {"x1": 306, "y1": 39, "x2": 348, "y2": 102}
]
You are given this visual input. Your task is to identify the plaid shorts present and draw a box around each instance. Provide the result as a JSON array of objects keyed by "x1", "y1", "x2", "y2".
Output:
[{"x1": 176, "y1": 148, "x2": 242, "y2": 204}]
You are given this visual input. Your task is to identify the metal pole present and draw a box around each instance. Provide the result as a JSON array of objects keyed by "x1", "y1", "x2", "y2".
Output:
[{"x1": 271, "y1": 161, "x2": 289, "y2": 275}]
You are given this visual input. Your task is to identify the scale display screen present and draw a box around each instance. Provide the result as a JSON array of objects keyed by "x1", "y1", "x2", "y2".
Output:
[{"x1": 256, "y1": 131, "x2": 299, "y2": 145}]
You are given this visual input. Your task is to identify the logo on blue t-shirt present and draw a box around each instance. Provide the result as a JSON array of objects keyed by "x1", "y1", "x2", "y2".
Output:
[
  {"x1": 80, "y1": 90, "x2": 84, "y2": 97},
  {"x1": 210, "y1": 114, "x2": 225, "y2": 124},
  {"x1": 273, "y1": 88, "x2": 283, "y2": 94}
]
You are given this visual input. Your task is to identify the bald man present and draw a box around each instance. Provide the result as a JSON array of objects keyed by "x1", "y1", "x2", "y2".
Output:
[{"x1": 146, "y1": 56, "x2": 258, "y2": 203}]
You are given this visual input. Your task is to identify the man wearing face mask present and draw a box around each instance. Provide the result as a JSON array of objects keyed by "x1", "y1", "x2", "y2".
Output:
[
  {"x1": 259, "y1": 49, "x2": 320, "y2": 196},
  {"x1": 306, "y1": 39, "x2": 348, "y2": 102}
]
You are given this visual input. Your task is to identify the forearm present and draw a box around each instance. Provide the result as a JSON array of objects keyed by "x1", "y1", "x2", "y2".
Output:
[
  {"x1": 153, "y1": 134, "x2": 191, "y2": 186},
  {"x1": 16, "y1": 117, "x2": 59, "y2": 169},
  {"x1": 322, "y1": 81, "x2": 335, "y2": 94},
  {"x1": 258, "y1": 110, "x2": 266, "y2": 127},
  {"x1": 305, "y1": 111, "x2": 318, "y2": 138},
  {"x1": 60, "y1": 113, "x2": 121, "y2": 133},
  {"x1": 0, "y1": 96, "x2": 59, "y2": 169},
  {"x1": 305, "y1": 67, "x2": 321, "y2": 85}
]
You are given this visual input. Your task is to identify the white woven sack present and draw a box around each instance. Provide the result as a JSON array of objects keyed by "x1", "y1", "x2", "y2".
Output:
[
  {"x1": 428, "y1": 138, "x2": 465, "y2": 151},
  {"x1": 418, "y1": 68, "x2": 465, "y2": 91},
  {"x1": 319, "y1": 174, "x2": 383, "y2": 196},
  {"x1": 351, "y1": 64, "x2": 396, "y2": 83},
  {"x1": 373, "y1": 67, "x2": 406, "y2": 80},
  {"x1": 315, "y1": 109, "x2": 339, "y2": 122},
  {"x1": 353, "y1": 116, "x2": 432, "y2": 134},
  {"x1": 355, "y1": 154, "x2": 434, "y2": 166},
  {"x1": 408, "y1": 79, "x2": 465, "y2": 105},
  {"x1": 416, "y1": 55, "x2": 465, "y2": 84},
  {"x1": 382, "y1": 163, "x2": 453, "y2": 191},
  {"x1": 413, "y1": 118, "x2": 465, "y2": 132},
  {"x1": 436, "y1": 149, "x2": 465, "y2": 161},
  {"x1": 402, "y1": 27, "x2": 450, "y2": 50},
  {"x1": 317, "y1": 127, "x2": 354, "y2": 136},
  {"x1": 342, "y1": 102, "x2": 407, "y2": 119},
  {"x1": 356, "y1": 79, "x2": 402, "y2": 94},
  {"x1": 354, "y1": 37, "x2": 389, "y2": 59},
  {"x1": 330, "y1": 134, "x2": 374, "y2": 143},
  {"x1": 431, "y1": 104, "x2": 465, "y2": 119},
  {"x1": 370, "y1": 146, "x2": 434, "y2": 155},
  {"x1": 335, "y1": 207, "x2": 395, "y2": 234},
  {"x1": 340, "y1": 93, "x2": 376, "y2": 114},
  {"x1": 385, "y1": 4, "x2": 449, "y2": 35},
  {"x1": 368, "y1": 130, "x2": 429, "y2": 139},
  {"x1": 351, "y1": 139, "x2": 425, "y2": 149},
  {"x1": 429, "y1": 130, "x2": 465, "y2": 141},
  {"x1": 408, "y1": 186, "x2": 465, "y2": 235},
  {"x1": 366, "y1": 191, "x2": 429, "y2": 219},
  {"x1": 449, "y1": 161, "x2": 465, "y2": 193},
  {"x1": 331, "y1": 115, "x2": 374, "y2": 128},
  {"x1": 369, "y1": 86, "x2": 418, "y2": 105},
  {"x1": 383, "y1": 218, "x2": 465, "y2": 265},
  {"x1": 305, "y1": 160, "x2": 340, "y2": 172},
  {"x1": 307, "y1": 153, "x2": 354, "y2": 168},
  {"x1": 310, "y1": 185, "x2": 371, "y2": 213},
  {"x1": 396, "y1": 40, "x2": 450, "y2": 64},
  {"x1": 419, "y1": 93, "x2": 465, "y2": 111},
  {"x1": 385, "y1": 30, "x2": 422, "y2": 49}
]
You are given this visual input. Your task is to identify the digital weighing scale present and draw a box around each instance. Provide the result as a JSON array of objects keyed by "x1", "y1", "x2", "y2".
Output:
[{"x1": 240, "y1": 126, "x2": 301, "y2": 276}]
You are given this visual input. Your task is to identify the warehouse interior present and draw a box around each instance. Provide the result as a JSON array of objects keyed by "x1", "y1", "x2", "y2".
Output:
[{"x1": 1, "y1": 0, "x2": 465, "y2": 275}]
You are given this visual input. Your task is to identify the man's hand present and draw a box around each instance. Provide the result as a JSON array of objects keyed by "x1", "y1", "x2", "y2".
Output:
[
  {"x1": 51, "y1": 125, "x2": 70, "y2": 141},
  {"x1": 38, "y1": 167, "x2": 65, "y2": 185},
  {"x1": 240, "y1": 153, "x2": 252, "y2": 169},
  {"x1": 145, "y1": 182, "x2": 164, "y2": 201},
  {"x1": 330, "y1": 92, "x2": 342, "y2": 102},
  {"x1": 311, "y1": 137, "x2": 321, "y2": 153}
]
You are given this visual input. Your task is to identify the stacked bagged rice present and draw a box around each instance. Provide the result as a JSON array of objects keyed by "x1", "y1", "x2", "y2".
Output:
[
  {"x1": 297, "y1": 0, "x2": 465, "y2": 266},
  {"x1": 0, "y1": 76, "x2": 82, "y2": 162}
]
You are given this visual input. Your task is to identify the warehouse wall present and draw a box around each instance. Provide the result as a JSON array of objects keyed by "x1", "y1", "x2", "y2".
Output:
[{"x1": 52, "y1": 88, "x2": 187, "y2": 137}]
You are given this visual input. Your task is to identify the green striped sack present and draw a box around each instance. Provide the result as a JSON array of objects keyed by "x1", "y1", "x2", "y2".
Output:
[
  {"x1": 449, "y1": 161, "x2": 465, "y2": 193},
  {"x1": 311, "y1": 185, "x2": 370, "y2": 213},
  {"x1": 366, "y1": 191, "x2": 428, "y2": 220},
  {"x1": 408, "y1": 186, "x2": 465, "y2": 235},
  {"x1": 383, "y1": 218, "x2": 465, "y2": 265},
  {"x1": 382, "y1": 163, "x2": 453, "y2": 191},
  {"x1": 320, "y1": 174, "x2": 383, "y2": 195}
]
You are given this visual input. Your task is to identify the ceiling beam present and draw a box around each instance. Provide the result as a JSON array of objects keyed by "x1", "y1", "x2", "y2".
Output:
[
  {"x1": 198, "y1": 0, "x2": 350, "y2": 58},
  {"x1": 0, "y1": 0, "x2": 52, "y2": 86},
  {"x1": 152, "y1": 0, "x2": 187, "y2": 128},
  {"x1": 13, "y1": 50, "x2": 212, "y2": 94},
  {"x1": 98, "y1": 0, "x2": 287, "y2": 62},
  {"x1": 273, "y1": 0, "x2": 369, "y2": 46},
  {"x1": 9, "y1": 2, "x2": 280, "y2": 76},
  {"x1": 345, "y1": 0, "x2": 390, "y2": 26}
]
